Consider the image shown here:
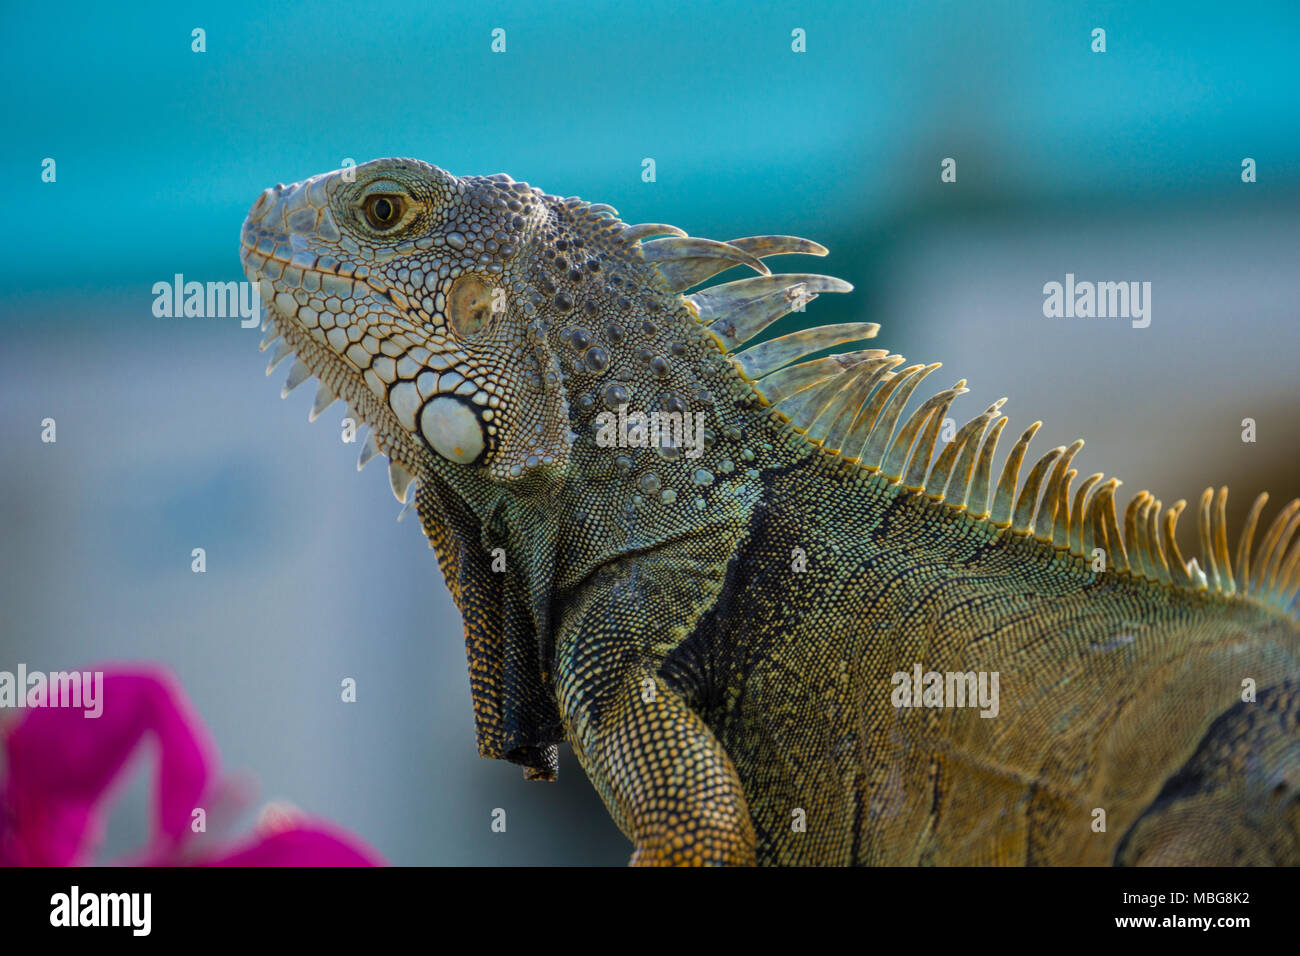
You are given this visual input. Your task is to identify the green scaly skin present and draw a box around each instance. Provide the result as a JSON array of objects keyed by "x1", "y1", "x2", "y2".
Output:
[{"x1": 241, "y1": 158, "x2": 1300, "y2": 865}]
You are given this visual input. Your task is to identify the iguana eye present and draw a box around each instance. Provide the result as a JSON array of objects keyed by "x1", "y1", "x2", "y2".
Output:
[{"x1": 363, "y1": 195, "x2": 404, "y2": 229}]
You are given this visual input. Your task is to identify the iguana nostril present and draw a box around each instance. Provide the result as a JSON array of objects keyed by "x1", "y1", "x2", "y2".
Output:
[{"x1": 248, "y1": 187, "x2": 274, "y2": 219}]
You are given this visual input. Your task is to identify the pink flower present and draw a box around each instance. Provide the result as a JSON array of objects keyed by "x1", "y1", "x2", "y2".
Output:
[{"x1": 0, "y1": 666, "x2": 384, "y2": 866}]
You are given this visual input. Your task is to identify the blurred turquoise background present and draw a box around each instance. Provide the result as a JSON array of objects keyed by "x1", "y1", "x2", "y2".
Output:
[{"x1": 1, "y1": 0, "x2": 1297, "y2": 864}]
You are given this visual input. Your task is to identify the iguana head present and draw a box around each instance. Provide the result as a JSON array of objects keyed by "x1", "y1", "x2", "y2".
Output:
[
  {"x1": 240, "y1": 158, "x2": 863, "y2": 529},
  {"x1": 240, "y1": 158, "x2": 583, "y2": 490}
]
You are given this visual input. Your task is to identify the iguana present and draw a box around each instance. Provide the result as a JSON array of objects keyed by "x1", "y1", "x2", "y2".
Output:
[{"x1": 240, "y1": 158, "x2": 1300, "y2": 866}]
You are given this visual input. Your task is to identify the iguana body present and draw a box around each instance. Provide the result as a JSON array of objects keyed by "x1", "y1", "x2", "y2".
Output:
[{"x1": 240, "y1": 159, "x2": 1300, "y2": 865}]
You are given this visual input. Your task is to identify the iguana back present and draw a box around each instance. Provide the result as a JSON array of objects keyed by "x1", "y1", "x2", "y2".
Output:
[
  {"x1": 670, "y1": 458, "x2": 1299, "y2": 863},
  {"x1": 240, "y1": 158, "x2": 1300, "y2": 865}
]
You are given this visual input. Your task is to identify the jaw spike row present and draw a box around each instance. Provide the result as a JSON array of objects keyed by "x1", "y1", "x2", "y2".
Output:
[
  {"x1": 281, "y1": 360, "x2": 311, "y2": 398},
  {"x1": 388, "y1": 460, "x2": 415, "y2": 505},
  {"x1": 266, "y1": 340, "x2": 293, "y2": 375},
  {"x1": 358, "y1": 433, "x2": 381, "y2": 471},
  {"x1": 309, "y1": 382, "x2": 336, "y2": 422}
]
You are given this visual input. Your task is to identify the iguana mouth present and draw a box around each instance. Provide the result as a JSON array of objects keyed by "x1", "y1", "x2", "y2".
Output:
[{"x1": 240, "y1": 215, "x2": 427, "y2": 521}]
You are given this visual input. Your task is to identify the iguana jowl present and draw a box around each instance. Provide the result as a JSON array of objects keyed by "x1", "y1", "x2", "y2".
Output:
[{"x1": 240, "y1": 158, "x2": 1300, "y2": 865}]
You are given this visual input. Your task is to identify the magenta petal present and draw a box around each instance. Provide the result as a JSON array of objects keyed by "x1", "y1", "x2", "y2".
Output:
[
  {"x1": 202, "y1": 821, "x2": 386, "y2": 866},
  {"x1": 0, "y1": 666, "x2": 216, "y2": 866}
]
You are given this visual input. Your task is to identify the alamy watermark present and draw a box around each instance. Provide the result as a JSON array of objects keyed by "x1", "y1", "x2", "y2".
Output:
[
  {"x1": 50, "y1": 886, "x2": 150, "y2": 936},
  {"x1": 152, "y1": 274, "x2": 261, "y2": 327},
  {"x1": 0, "y1": 665, "x2": 103, "y2": 718},
  {"x1": 891, "y1": 664, "x2": 1000, "y2": 718},
  {"x1": 594, "y1": 405, "x2": 707, "y2": 459},
  {"x1": 1042, "y1": 273, "x2": 1151, "y2": 328}
]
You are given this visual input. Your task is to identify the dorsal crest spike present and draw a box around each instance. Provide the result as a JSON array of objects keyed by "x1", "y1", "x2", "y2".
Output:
[
  {"x1": 1277, "y1": 537, "x2": 1300, "y2": 607},
  {"x1": 734, "y1": 322, "x2": 879, "y2": 380},
  {"x1": 1163, "y1": 501, "x2": 1193, "y2": 586},
  {"x1": 1235, "y1": 493, "x2": 1269, "y2": 593},
  {"x1": 1035, "y1": 438, "x2": 1084, "y2": 543},
  {"x1": 646, "y1": 232, "x2": 833, "y2": 292},
  {"x1": 725, "y1": 235, "x2": 829, "y2": 259},
  {"x1": 989, "y1": 422, "x2": 1043, "y2": 528},
  {"x1": 837, "y1": 358, "x2": 909, "y2": 462},
  {"x1": 691, "y1": 274, "x2": 854, "y2": 348},
  {"x1": 621, "y1": 222, "x2": 687, "y2": 243},
  {"x1": 750, "y1": 350, "x2": 883, "y2": 405},
  {"x1": 804, "y1": 360, "x2": 879, "y2": 448},
  {"x1": 820, "y1": 358, "x2": 901, "y2": 454},
  {"x1": 1069, "y1": 473, "x2": 1104, "y2": 557},
  {"x1": 781, "y1": 371, "x2": 855, "y2": 433},
  {"x1": 1012, "y1": 445, "x2": 1065, "y2": 536},
  {"x1": 966, "y1": 417, "x2": 1009, "y2": 519},
  {"x1": 885, "y1": 405, "x2": 937, "y2": 485},
  {"x1": 1124, "y1": 491, "x2": 1150, "y2": 578},
  {"x1": 1258, "y1": 501, "x2": 1300, "y2": 599},
  {"x1": 1081, "y1": 479, "x2": 1104, "y2": 560},
  {"x1": 1052, "y1": 468, "x2": 1078, "y2": 550},
  {"x1": 1094, "y1": 479, "x2": 1127, "y2": 573},
  {"x1": 893, "y1": 382, "x2": 967, "y2": 487},
  {"x1": 903, "y1": 393, "x2": 957, "y2": 490},
  {"x1": 860, "y1": 364, "x2": 941, "y2": 472},
  {"x1": 1197, "y1": 488, "x2": 1221, "y2": 593},
  {"x1": 1145, "y1": 497, "x2": 1173, "y2": 585},
  {"x1": 925, "y1": 399, "x2": 1005, "y2": 503},
  {"x1": 641, "y1": 236, "x2": 770, "y2": 292},
  {"x1": 1212, "y1": 487, "x2": 1234, "y2": 595},
  {"x1": 672, "y1": 226, "x2": 1295, "y2": 617}
]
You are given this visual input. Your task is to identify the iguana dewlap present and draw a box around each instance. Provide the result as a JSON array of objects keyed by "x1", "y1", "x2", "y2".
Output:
[{"x1": 240, "y1": 158, "x2": 1300, "y2": 865}]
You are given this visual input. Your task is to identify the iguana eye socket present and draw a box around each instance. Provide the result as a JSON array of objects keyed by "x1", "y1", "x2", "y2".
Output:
[{"x1": 362, "y1": 194, "x2": 404, "y2": 229}]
